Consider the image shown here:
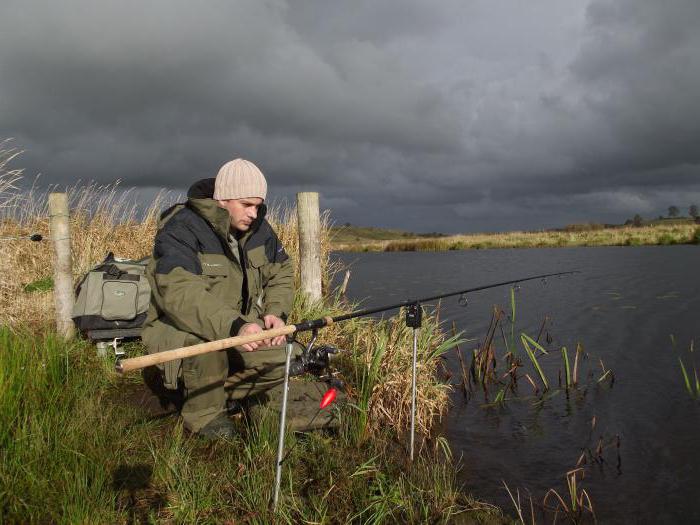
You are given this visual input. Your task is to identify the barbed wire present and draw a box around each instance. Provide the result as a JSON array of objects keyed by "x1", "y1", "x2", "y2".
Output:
[{"x1": 0, "y1": 233, "x2": 44, "y2": 242}]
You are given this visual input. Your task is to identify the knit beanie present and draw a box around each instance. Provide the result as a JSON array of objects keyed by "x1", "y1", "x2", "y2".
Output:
[{"x1": 213, "y1": 158, "x2": 267, "y2": 201}]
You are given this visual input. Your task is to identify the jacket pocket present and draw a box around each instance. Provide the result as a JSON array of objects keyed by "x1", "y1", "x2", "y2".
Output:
[
  {"x1": 201, "y1": 262, "x2": 228, "y2": 276},
  {"x1": 200, "y1": 261, "x2": 228, "y2": 292}
]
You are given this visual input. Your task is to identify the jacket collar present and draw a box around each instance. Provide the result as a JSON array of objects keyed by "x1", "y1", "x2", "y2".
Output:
[{"x1": 187, "y1": 197, "x2": 260, "y2": 245}]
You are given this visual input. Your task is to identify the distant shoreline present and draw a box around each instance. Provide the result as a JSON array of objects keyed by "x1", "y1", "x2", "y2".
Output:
[{"x1": 331, "y1": 223, "x2": 700, "y2": 252}]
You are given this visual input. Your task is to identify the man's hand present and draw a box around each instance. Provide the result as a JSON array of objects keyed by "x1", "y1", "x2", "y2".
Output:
[
  {"x1": 236, "y1": 322, "x2": 269, "y2": 352},
  {"x1": 263, "y1": 314, "x2": 287, "y2": 346}
]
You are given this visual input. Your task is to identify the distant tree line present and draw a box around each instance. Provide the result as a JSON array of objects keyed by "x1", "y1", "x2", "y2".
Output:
[{"x1": 624, "y1": 204, "x2": 699, "y2": 227}]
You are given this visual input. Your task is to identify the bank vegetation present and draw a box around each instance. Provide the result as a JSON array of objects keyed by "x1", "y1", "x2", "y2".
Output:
[{"x1": 0, "y1": 146, "x2": 501, "y2": 523}]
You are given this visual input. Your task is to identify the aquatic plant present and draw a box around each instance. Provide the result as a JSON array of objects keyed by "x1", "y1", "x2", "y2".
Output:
[
  {"x1": 676, "y1": 339, "x2": 699, "y2": 399},
  {"x1": 502, "y1": 481, "x2": 535, "y2": 525},
  {"x1": 460, "y1": 290, "x2": 612, "y2": 410},
  {"x1": 542, "y1": 468, "x2": 596, "y2": 523},
  {"x1": 562, "y1": 346, "x2": 572, "y2": 389},
  {"x1": 521, "y1": 333, "x2": 549, "y2": 391}
]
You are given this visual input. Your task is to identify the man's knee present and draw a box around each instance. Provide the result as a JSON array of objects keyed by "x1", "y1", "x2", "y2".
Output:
[
  {"x1": 182, "y1": 350, "x2": 229, "y2": 388},
  {"x1": 228, "y1": 343, "x2": 301, "y2": 375}
]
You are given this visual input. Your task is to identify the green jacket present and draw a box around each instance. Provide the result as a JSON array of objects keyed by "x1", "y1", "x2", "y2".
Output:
[{"x1": 142, "y1": 188, "x2": 293, "y2": 387}]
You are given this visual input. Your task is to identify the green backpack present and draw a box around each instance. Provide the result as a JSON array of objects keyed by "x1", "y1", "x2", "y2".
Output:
[{"x1": 72, "y1": 253, "x2": 151, "y2": 340}]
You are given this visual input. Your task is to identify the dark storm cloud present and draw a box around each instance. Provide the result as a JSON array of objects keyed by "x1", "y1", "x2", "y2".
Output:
[
  {"x1": 1, "y1": 0, "x2": 699, "y2": 232},
  {"x1": 568, "y1": 0, "x2": 700, "y2": 175}
]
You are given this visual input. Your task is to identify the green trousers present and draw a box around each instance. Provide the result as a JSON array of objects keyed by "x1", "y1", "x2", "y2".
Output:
[{"x1": 180, "y1": 343, "x2": 302, "y2": 433}]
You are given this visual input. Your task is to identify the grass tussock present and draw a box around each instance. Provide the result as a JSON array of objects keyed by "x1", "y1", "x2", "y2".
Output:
[
  {"x1": 334, "y1": 224, "x2": 700, "y2": 252},
  {"x1": 0, "y1": 146, "x2": 500, "y2": 522}
]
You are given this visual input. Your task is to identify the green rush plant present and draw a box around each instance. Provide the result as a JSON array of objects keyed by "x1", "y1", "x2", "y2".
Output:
[
  {"x1": 562, "y1": 346, "x2": 572, "y2": 389},
  {"x1": 521, "y1": 333, "x2": 549, "y2": 391}
]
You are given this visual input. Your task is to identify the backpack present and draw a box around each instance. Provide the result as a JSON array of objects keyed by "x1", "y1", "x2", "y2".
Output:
[{"x1": 72, "y1": 253, "x2": 151, "y2": 340}]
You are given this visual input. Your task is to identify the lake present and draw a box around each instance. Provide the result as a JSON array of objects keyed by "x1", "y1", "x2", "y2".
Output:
[{"x1": 332, "y1": 246, "x2": 700, "y2": 523}]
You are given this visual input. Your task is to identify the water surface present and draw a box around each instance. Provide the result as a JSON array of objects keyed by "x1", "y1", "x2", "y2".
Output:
[{"x1": 332, "y1": 246, "x2": 700, "y2": 523}]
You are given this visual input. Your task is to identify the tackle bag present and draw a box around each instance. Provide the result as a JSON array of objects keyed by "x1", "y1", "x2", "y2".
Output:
[{"x1": 72, "y1": 253, "x2": 151, "y2": 339}]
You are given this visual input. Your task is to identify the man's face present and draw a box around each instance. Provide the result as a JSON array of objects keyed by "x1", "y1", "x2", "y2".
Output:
[{"x1": 217, "y1": 197, "x2": 263, "y2": 232}]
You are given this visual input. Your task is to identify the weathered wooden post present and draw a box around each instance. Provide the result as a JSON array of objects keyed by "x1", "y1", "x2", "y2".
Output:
[
  {"x1": 296, "y1": 192, "x2": 322, "y2": 302},
  {"x1": 48, "y1": 192, "x2": 74, "y2": 339}
]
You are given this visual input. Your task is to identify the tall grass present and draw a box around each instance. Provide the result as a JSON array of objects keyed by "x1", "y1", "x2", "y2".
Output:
[{"x1": 346, "y1": 307, "x2": 460, "y2": 444}]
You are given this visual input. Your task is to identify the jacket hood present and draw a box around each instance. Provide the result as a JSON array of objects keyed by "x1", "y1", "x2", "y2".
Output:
[{"x1": 187, "y1": 178, "x2": 216, "y2": 199}]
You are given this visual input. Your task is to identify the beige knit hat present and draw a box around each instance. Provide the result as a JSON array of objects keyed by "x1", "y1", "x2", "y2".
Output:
[{"x1": 213, "y1": 158, "x2": 267, "y2": 201}]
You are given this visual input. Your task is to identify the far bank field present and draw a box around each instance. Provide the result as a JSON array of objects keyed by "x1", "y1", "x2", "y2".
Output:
[{"x1": 331, "y1": 220, "x2": 700, "y2": 252}]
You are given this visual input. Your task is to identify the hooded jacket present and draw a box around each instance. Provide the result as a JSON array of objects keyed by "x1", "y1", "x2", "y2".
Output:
[{"x1": 141, "y1": 178, "x2": 293, "y2": 386}]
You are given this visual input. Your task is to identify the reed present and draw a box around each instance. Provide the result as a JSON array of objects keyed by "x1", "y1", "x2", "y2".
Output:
[
  {"x1": 461, "y1": 290, "x2": 610, "y2": 411},
  {"x1": 572, "y1": 343, "x2": 582, "y2": 386},
  {"x1": 597, "y1": 358, "x2": 615, "y2": 385},
  {"x1": 562, "y1": 346, "x2": 572, "y2": 389},
  {"x1": 678, "y1": 357, "x2": 698, "y2": 399},
  {"x1": 502, "y1": 481, "x2": 533, "y2": 525},
  {"x1": 521, "y1": 334, "x2": 549, "y2": 391},
  {"x1": 509, "y1": 287, "x2": 517, "y2": 353},
  {"x1": 542, "y1": 468, "x2": 596, "y2": 523},
  {"x1": 675, "y1": 339, "x2": 699, "y2": 399},
  {"x1": 452, "y1": 322, "x2": 470, "y2": 398}
]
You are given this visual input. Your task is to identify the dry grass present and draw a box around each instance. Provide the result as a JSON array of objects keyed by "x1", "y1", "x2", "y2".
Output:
[
  {"x1": 0, "y1": 175, "x2": 174, "y2": 328},
  {"x1": 266, "y1": 204, "x2": 337, "y2": 295},
  {"x1": 334, "y1": 224, "x2": 699, "y2": 251},
  {"x1": 0, "y1": 167, "x2": 334, "y2": 329}
]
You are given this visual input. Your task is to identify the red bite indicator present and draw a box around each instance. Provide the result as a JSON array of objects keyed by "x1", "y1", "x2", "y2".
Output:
[{"x1": 319, "y1": 388, "x2": 337, "y2": 409}]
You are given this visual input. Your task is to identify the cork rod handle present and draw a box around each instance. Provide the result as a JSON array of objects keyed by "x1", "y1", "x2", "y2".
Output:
[{"x1": 115, "y1": 324, "x2": 298, "y2": 373}]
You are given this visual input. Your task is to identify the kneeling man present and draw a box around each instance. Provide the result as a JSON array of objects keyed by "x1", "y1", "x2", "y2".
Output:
[{"x1": 142, "y1": 158, "x2": 294, "y2": 438}]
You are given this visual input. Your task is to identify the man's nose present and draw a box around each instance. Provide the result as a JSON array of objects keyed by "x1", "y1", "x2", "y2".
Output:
[{"x1": 248, "y1": 207, "x2": 258, "y2": 219}]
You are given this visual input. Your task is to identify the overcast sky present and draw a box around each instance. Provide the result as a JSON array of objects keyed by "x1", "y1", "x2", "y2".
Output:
[{"x1": 1, "y1": 0, "x2": 699, "y2": 232}]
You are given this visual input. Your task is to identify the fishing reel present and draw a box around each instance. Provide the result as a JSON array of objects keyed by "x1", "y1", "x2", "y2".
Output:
[{"x1": 288, "y1": 329, "x2": 343, "y2": 378}]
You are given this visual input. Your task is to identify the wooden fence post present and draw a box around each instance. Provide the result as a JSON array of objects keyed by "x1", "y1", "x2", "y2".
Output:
[
  {"x1": 48, "y1": 192, "x2": 75, "y2": 339},
  {"x1": 296, "y1": 192, "x2": 322, "y2": 302}
]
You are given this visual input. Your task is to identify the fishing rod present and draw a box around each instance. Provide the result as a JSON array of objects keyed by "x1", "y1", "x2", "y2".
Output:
[
  {"x1": 316, "y1": 270, "x2": 578, "y2": 327},
  {"x1": 114, "y1": 269, "x2": 578, "y2": 510},
  {"x1": 114, "y1": 270, "x2": 577, "y2": 374}
]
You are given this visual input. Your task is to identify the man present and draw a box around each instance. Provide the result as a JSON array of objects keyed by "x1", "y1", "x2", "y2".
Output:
[{"x1": 142, "y1": 158, "x2": 296, "y2": 439}]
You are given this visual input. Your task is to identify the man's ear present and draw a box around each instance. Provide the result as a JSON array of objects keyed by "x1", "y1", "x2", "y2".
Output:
[{"x1": 215, "y1": 199, "x2": 226, "y2": 208}]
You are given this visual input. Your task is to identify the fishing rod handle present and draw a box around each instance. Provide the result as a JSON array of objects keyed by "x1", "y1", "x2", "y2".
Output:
[{"x1": 115, "y1": 324, "x2": 298, "y2": 374}]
